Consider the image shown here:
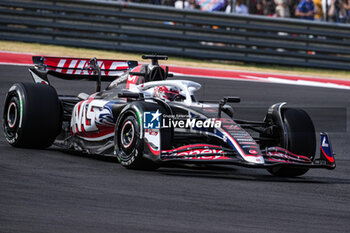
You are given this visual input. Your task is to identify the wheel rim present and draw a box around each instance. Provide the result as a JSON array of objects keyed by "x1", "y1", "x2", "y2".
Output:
[
  {"x1": 7, "y1": 102, "x2": 18, "y2": 129},
  {"x1": 121, "y1": 120, "x2": 134, "y2": 149}
]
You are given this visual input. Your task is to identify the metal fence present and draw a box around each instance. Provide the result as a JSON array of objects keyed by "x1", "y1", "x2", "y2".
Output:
[{"x1": 1, "y1": 0, "x2": 350, "y2": 70}]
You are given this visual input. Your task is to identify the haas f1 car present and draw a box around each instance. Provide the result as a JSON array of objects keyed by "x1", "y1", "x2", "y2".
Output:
[{"x1": 3, "y1": 55, "x2": 335, "y2": 177}]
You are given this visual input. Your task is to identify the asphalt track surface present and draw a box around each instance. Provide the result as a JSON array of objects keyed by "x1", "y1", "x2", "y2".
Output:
[{"x1": 0, "y1": 65, "x2": 349, "y2": 233}]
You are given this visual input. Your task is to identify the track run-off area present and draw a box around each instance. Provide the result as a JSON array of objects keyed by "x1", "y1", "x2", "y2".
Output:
[{"x1": 0, "y1": 53, "x2": 349, "y2": 233}]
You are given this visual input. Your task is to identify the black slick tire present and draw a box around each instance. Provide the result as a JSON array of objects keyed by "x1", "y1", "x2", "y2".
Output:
[
  {"x1": 116, "y1": 113, "x2": 158, "y2": 170},
  {"x1": 268, "y1": 108, "x2": 316, "y2": 177},
  {"x1": 3, "y1": 83, "x2": 61, "y2": 148}
]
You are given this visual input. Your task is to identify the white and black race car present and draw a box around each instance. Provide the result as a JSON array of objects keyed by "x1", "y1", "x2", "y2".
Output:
[{"x1": 3, "y1": 55, "x2": 335, "y2": 177}]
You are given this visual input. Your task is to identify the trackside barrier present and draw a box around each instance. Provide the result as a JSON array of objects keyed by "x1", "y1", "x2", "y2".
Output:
[{"x1": 0, "y1": 0, "x2": 350, "y2": 70}]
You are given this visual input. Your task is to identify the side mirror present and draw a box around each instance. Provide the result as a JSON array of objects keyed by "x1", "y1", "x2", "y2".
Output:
[
  {"x1": 129, "y1": 72, "x2": 146, "y2": 76},
  {"x1": 224, "y1": 97, "x2": 240, "y2": 103},
  {"x1": 218, "y1": 96, "x2": 240, "y2": 118},
  {"x1": 118, "y1": 91, "x2": 142, "y2": 99}
]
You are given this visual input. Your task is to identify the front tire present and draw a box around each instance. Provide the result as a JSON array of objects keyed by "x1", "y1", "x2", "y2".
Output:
[
  {"x1": 116, "y1": 113, "x2": 158, "y2": 170},
  {"x1": 268, "y1": 108, "x2": 316, "y2": 177},
  {"x1": 3, "y1": 83, "x2": 61, "y2": 148}
]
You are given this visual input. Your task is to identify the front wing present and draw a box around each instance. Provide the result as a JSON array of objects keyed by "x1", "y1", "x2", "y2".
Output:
[{"x1": 158, "y1": 133, "x2": 336, "y2": 170}]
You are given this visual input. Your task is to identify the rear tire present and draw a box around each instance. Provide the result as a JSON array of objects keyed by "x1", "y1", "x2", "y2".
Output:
[
  {"x1": 3, "y1": 83, "x2": 61, "y2": 148},
  {"x1": 268, "y1": 108, "x2": 316, "y2": 177}
]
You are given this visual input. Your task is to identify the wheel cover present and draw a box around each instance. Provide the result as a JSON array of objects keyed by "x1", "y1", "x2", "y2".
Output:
[
  {"x1": 7, "y1": 102, "x2": 18, "y2": 129},
  {"x1": 121, "y1": 120, "x2": 135, "y2": 149}
]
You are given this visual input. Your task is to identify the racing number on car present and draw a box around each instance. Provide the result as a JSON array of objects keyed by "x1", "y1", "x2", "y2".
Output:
[{"x1": 71, "y1": 100, "x2": 107, "y2": 134}]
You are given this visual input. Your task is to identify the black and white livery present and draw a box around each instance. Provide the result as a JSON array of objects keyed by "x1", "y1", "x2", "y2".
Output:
[{"x1": 3, "y1": 55, "x2": 336, "y2": 177}]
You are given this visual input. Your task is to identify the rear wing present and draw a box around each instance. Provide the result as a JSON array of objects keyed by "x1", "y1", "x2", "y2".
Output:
[
  {"x1": 30, "y1": 56, "x2": 138, "y2": 82},
  {"x1": 29, "y1": 56, "x2": 138, "y2": 92}
]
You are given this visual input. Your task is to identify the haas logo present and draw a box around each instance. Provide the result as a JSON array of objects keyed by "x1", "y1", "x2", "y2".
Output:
[
  {"x1": 128, "y1": 75, "x2": 137, "y2": 82},
  {"x1": 71, "y1": 100, "x2": 107, "y2": 134},
  {"x1": 50, "y1": 58, "x2": 128, "y2": 76}
]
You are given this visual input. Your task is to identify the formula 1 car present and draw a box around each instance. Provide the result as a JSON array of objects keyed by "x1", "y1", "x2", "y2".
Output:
[{"x1": 3, "y1": 55, "x2": 336, "y2": 177}]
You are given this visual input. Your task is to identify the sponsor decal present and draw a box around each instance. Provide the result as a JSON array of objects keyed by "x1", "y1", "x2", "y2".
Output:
[
  {"x1": 162, "y1": 117, "x2": 221, "y2": 128},
  {"x1": 183, "y1": 156, "x2": 229, "y2": 160},
  {"x1": 239, "y1": 141, "x2": 257, "y2": 145},
  {"x1": 242, "y1": 145, "x2": 257, "y2": 148},
  {"x1": 249, "y1": 149, "x2": 258, "y2": 155},
  {"x1": 145, "y1": 129, "x2": 159, "y2": 136},
  {"x1": 231, "y1": 133, "x2": 250, "y2": 137},
  {"x1": 71, "y1": 99, "x2": 114, "y2": 135},
  {"x1": 144, "y1": 110, "x2": 161, "y2": 129},
  {"x1": 224, "y1": 124, "x2": 241, "y2": 130},
  {"x1": 203, "y1": 108, "x2": 217, "y2": 112},
  {"x1": 167, "y1": 148, "x2": 224, "y2": 157},
  {"x1": 128, "y1": 75, "x2": 138, "y2": 83},
  {"x1": 320, "y1": 134, "x2": 334, "y2": 163},
  {"x1": 126, "y1": 66, "x2": 142, "y2": 89},
  {"x1": 219, "y1": 118, "x2": 235, "y2": 124},
  {"x1": 44, "y1": 58, "x2": 129, "y2": 76},
  {"x1": 322, "y1": 137, "x2": 329, "y2": 147},
  {"x1": 236, "y1": 138, "x2": 254, "y2": 142},
  {"x1": 267, "y1": 151, "x2": 308, "y2": 162},
  {"x1": 144, "y1": 112, "x2": 221, "y2": 129}
]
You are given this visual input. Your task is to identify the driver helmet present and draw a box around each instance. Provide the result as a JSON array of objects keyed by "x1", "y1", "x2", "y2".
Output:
[{"x1": 153, "y1": 85, "x2": 183, "y2": 101}]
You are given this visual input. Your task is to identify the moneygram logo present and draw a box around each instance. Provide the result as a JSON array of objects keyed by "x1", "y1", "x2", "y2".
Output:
[{"x1": 144, "y1": 111, "x2": 221, "y2": 129}]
